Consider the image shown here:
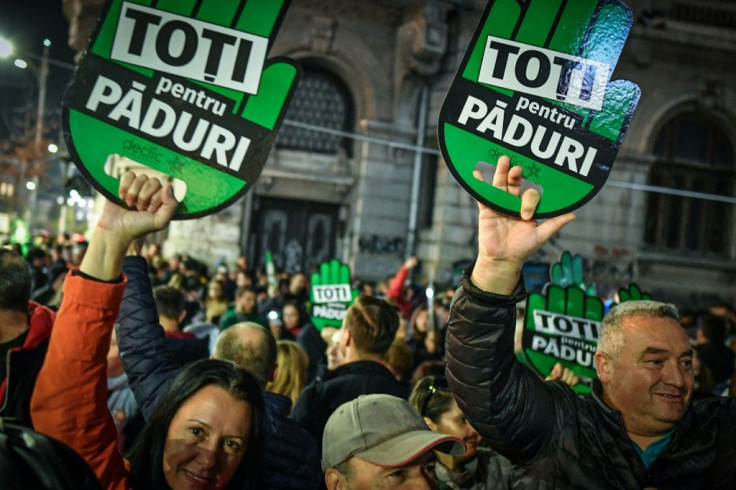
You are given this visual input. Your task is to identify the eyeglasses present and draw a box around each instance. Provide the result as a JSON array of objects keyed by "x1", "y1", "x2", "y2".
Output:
[{"x1": 420, "y1": 376, "x2": 449, "y2": 416}]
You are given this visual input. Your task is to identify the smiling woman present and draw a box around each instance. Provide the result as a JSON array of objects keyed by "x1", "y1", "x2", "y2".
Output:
[
  {"x1": 29, "y1": 173, "x2": 266, "y2": 490},
  {"x1": 129, "y1": 360, "x2": 265, "y2": 490}
]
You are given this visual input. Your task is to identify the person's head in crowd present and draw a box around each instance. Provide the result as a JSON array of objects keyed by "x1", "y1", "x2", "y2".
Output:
[
  {"x1": 235, "y1": 270, "x2": 252, "y2": 289},
  {"x1": 205, "y1": 278, "x2": 229, "y2": 324},
  {"x1": 595, "y1": 300, "x2": 693, "y2": 442},
  {"x1": 153, "y1": 285, "x2": 186, "y2": 331},
  {"x1": 409, "y1": 376, "x2": 482, "y2": 466},
  {"x1": 411, "y1": 361, "x2": 446, "y2": 387},
  {"x1": 207, "y1": 278, "x2": 227, "y2": 301},
  {"x1": 128, "y1": 359, "x2": 265, "y2": 490},
  {"x1": 46, "y1": 262, "x2": 68, "y2": 289},
  {"x1": 339, "y1": 295, "x2": 399, "y2": 363},
  {"x1": 356, "y1": 280, "x2": 375, "y2": 298},
  {"x1": 409, "y1": 305, "x2": 438, "y2": 342},
  {"x1": 235, "y1": 286, "x2": 258, "y2": 315},
  {"x1": 214, "y1": 322, "x2": 277, "y2": 389},
  {"x1": 26, "y1": 247, "x2": 46, "y2": 269},
  {"x1": 326, "y1": 328, "x2": 346, "y2": 371},
  {"x1": 0, "y1": 249, "x2": 32, "y2": 316},
  {"x1": 322, "y1": 394, "x2": 464, "y2": 489},
  {"x1": 281, "y1": 301, "x2": 303, "y2": 336},
  {"x1": 266, "y1": 340, "x2": 309, "y2": 406},
  {"x1": 236, "y1": 255, "x2": 249, "y2": 273},
  {"x1": 695, "y1": 313, "x2": 730, "y2": 345},
  {"x1": 384, "y1": 340, "x2": 414, "y2": 383}
]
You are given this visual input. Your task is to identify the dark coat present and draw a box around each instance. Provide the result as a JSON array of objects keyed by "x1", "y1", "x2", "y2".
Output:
[
  {"x1": 446, "y1": 267, "x2": 736, "y2": 489},
  {"x1": 116, "y1": 256, "x2": 323, "y2": 489},
  {"x1": 291, "y1": 360, "x2": 410, "y2": 452},
  {"x1": 0, "y1": 301, "x2": 54, "y2": 428}
]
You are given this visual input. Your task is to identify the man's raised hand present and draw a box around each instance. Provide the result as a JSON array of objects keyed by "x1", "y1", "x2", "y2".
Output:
[{"x1": 471, "y1": 156, "x2": 575, "y2": 295}]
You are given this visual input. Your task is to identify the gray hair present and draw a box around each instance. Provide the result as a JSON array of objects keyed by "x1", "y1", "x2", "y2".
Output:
[{"x1": 596, "y1": 300, "x2": 680, "y2": 359}]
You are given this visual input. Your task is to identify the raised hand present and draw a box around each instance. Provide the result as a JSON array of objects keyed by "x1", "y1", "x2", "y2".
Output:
[
  {"x1": 472, "y1": 155, "x2": 575, "y2": 295},
  {"x1": 82, "y1": 171, "x2": 180, "y2": 281}
]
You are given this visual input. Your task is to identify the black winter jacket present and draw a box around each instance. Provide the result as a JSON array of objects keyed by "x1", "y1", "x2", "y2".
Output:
[
  {"x1": 446, "y1": 268, "x2": 736, "y2": 489},
  {"x1": 291, "y1": 360, "x2": 410, "y2": 453},
  {"x1": 116, "y1": 256, "x2": 323, "y2": 489}
]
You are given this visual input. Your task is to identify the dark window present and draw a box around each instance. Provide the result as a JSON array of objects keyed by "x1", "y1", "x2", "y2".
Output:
[
  {"x1": 645, "y1": 113, "x2": 735, "y2": 256},
  {"x1": 276, "y1": 67, "x2": 355, "y2": 157}
]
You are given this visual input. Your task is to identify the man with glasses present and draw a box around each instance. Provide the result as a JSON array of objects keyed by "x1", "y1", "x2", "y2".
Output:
[{"x1": 445, "y1": 158, "x2": 736, "y2": 488}]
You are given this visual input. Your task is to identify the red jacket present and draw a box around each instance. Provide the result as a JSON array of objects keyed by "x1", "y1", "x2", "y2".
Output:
[
  {"x1": 387, "y1": 265, "x2": 412, "y2": 318},
  {"x1": 31, "y1": 272, "x2": 130, "y2": 490},
  {"x1": 0, "y1": 301, "x2": 55, "y2": 427}
]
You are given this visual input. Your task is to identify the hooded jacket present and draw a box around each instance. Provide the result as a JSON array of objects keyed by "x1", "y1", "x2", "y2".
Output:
[
  {"x1": 0, "y1": 301, "x2": 55, "y2": 427},
  {"x1": 445, "y1": 267, "x2": 736, "y2": 489}
]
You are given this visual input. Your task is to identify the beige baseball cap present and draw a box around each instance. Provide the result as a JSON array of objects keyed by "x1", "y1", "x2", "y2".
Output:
[{"x1": 322, "y1": 394, "x2": 465, "y2": 470}]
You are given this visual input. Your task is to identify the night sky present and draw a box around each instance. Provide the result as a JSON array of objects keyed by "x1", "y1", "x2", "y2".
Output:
[{"x1": 0, "y1": 0, "x2": 77, "y2": 141}]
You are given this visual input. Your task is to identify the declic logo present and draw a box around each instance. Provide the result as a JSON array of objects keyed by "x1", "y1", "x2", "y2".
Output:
[{"x1": 123, "y1": 138, "x2": 164, "y2": 163}]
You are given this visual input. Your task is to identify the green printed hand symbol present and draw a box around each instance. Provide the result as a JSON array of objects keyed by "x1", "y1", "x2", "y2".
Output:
[
  {"x1": 439, "y1": 0, "x2": 640, "y2": 218},
  {"x1": 550, "y1": 251, "x2": 597, "y2": 296},
  {"x1": 617, "y1": 283, "x2": 652, "y2": 303},
  {"x1": 523, "y1": 284, "x2": 604, "y2": 394},
  {"x1": 309, "y1": 259, "x2": 360, "y2": 332},
  {"x1": 64, "y1": 0, "x2": 300, "y2": 218}
]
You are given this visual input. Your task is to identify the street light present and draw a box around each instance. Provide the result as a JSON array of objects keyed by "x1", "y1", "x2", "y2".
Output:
[{"x1": 0, "y1": 37, "x2": 12, "y2": 58}]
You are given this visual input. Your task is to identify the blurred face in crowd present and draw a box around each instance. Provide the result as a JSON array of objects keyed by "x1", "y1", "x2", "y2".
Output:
[
  {"x1": 327, "y1": 329, "x2": 345, "y2": 371},
  {"x1": 424, "y1": 398, "x2": 481, "y2": 462},
  {"x1": 208, "y1": 281, "x2": 224, "y2": 300},
  {"x1": 329, "y1": 452, "x2": 439, "y2": 490},
  {"x1": 237, "y1": 290, "x2": 257, "y2": 314},
  {"x1": 163, "y1": 385, "x2": 251, "y2": 490},
  {"x1": 414, "y1": 309, "x2": 429, "y2": 333},
  {"x1": 282, "y1": 304, "x2": 300, "y2": 330},
  {"x1": 596, "y1": 315, "x2": 694, "y2": 439}
]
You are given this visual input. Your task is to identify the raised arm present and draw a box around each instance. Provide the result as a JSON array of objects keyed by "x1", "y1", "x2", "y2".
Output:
[
  {"x1": 31, "y1": 173, "x2": 178, "y2": 488},
  {"x1": 117, "y1": 251, "x2": 181, "y2": 420},
  {"x1": 445, "y1": 157, "x2": 575, "y2": 462}
]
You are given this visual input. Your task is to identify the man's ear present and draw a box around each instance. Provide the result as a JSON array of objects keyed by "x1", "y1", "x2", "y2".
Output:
[
  {"x1": 595, "y1": 352, "x2": 611, "y2": 383},
  {"x1": 178, "y1": 310, "x2": 187, "y2": 324},
  {"x1": 423, "y1": 416, "x2": 437, "y2": 431},
  {"x1": 324, "y1": 468, "x2": 344, "y2": 490}
]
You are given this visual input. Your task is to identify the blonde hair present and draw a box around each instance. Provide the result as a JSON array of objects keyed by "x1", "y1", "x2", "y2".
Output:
[{"x1": 266, "y1": 341, "x2": 309, "y2": 406}]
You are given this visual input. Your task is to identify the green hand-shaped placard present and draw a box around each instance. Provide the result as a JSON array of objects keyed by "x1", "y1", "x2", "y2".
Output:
[
  {"x1": 522, "y1": 284, "x2": 604, "y2": 394},
  {"x1": 439, "y1": 0, "x2": 640, "y2": 218},
  {"x1": 309, "y1": 259, "x2": 359, "y2": 332},
  {"x1": 550, "y1": 251, "x2": 596, "y2": 296},
  {"x1": 617, "y1": 283, "x2": 652, "y2": 303},
  {"x1": 64, "y1": 0, "x2": 300, "y2": 218}
]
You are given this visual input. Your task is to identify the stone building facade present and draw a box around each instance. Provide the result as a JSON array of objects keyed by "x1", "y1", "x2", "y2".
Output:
[{"x1": 63, "y1": 0, "x2": 735, "y2": 306}]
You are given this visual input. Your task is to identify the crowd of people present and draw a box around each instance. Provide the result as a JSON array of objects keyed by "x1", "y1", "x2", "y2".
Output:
[{"x1": 1, "y1": 162, "x2": 736, "y2": 488}]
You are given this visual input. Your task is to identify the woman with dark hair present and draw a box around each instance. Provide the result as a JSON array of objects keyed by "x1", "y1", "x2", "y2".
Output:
[
  {"x1": 409, "y1": 376, "x2": 512, "y2": 489},
  {"x1": 128, "y1": 359, "x2": 264, "y2": 490},
  {"x1": 406, "y1": 304, "x2": 444, "y2": 371},
  {"x1": 31, "y1": 173, "x2": 265, "y2": 489}
]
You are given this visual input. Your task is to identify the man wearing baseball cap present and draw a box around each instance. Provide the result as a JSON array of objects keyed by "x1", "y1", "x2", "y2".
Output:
[{"x1": 322, "y1": 394, "x2": 465, "y2": 489}]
